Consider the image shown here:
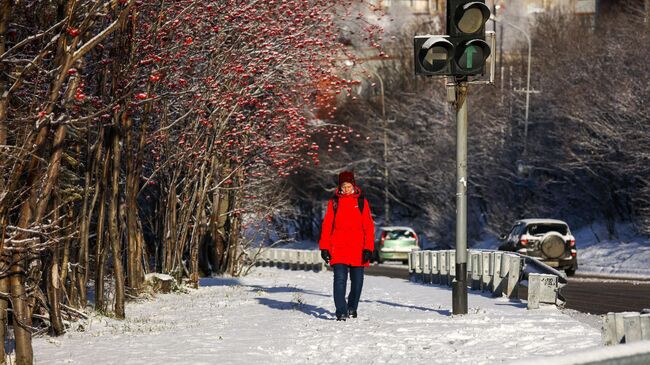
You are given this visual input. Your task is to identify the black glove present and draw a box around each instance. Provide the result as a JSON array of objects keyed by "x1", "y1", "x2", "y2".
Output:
[
  {"x1": 321, "y1": 249, "x2": 331, "y2": 264},
  {"x1": 362, "y1": 249, "x2": 372, "y2": 264}
]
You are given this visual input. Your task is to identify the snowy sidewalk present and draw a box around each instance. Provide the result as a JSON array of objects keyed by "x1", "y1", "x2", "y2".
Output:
[{"x1": 33, "y1": 267, "x2": 602, "y2": 364}]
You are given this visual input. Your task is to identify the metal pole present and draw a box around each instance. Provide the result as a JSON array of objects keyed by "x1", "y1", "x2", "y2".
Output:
[
  {"x1": 523, "y1": 31, "x2": 531, "y2": 157},
  {"x1": 490, "y1": 17, "x2": 532, "y2": 156},
  {"x1": 452, "y1": 80, "x2": 468, "y2": 315},
  {"x1": 370, "y1": 69, "x2": 390, "y2": 225}
]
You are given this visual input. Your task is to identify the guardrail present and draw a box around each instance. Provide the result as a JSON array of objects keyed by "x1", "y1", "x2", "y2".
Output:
[
  {"x1": 408, "y1": 250, "x2": 564, "y2": 309},
  {"x1": 506, "y1": 340, "x2": 650, "y2": 365},
  {"x1": 249, "y1": 248, "x2": 324, "y2": 271},
  {"x1": 603, "y1": 311, "x2": 650, "y2": 345}
]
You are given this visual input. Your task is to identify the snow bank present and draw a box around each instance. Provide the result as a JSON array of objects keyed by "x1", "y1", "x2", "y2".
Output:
[{"x1": 33, "y1": 267, "x2": 602, "y2": 364}]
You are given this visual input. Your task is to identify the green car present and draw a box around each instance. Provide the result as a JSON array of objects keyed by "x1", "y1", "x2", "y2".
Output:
[{"x1": 375, "y1": 226, "x2": 420, "y2": 264}]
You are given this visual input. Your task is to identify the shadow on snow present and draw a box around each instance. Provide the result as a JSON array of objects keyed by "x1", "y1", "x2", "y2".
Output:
[{"x1": 255, "y1": 297, "x2": 334, "y2": 320}]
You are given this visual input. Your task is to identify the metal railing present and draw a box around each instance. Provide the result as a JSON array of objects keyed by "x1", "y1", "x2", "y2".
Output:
[
  {"x1": 408, "y1": 249, "x2": 564, "y2": 309},
  {"x1": 249, "y1": 248, "x2": 324, "y2": 271}
]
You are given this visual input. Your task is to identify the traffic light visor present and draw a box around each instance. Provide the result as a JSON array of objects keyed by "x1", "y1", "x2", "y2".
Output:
[
  {"x1": 455, "y1": 2, "x2": 490, "y2": 34},
  {"x1": 419, "y1": 37, "x2": 454, "y2": 72}
]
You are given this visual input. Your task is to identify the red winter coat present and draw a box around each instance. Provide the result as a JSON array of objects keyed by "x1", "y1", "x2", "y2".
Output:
[{"x1": 319, "y1": 187, "x2": 375, "y2": 267}]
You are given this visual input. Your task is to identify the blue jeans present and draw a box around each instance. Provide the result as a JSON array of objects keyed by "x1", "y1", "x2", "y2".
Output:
[{"x1": 332, "y1": 264, "x2": 364, "y2": 317}]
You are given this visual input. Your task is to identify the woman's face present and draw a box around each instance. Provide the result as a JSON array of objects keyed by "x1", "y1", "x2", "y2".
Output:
[{"x1": 341, "y1": 182, "x2": 354, "y2": 195}]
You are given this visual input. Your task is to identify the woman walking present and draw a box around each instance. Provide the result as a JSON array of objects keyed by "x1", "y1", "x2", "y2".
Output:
[{"x1": 319, "y1": 171, "x2": 375, "y2": 321}]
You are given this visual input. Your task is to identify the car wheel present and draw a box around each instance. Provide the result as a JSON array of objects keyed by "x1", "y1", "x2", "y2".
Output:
[{"x1": 565, "y1": 267, "x2": 576, "y2": 276}]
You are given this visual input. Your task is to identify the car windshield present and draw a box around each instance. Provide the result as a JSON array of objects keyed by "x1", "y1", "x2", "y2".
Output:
[
  {"x1": 384, "y1": 230, "x2": 414, "y2": 240},
  {"x1": 527, "y1": 223, "x2": 568, "y2": 236}
]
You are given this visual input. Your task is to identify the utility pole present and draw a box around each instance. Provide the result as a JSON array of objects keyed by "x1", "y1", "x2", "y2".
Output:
[
  {"x1": 451, "y1": 79, "x2": 468, "y2": 315},
  {"x1": 415, "y1": 0, "x2": 491, "y2": 316}
]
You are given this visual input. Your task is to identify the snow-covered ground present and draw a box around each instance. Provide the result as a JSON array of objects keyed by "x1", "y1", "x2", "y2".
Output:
[{"x1": 33, "y1": 267, "x2": 604, "y2": 365}]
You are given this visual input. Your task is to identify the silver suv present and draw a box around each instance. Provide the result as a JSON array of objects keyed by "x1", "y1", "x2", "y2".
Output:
[{"x1": 498, "y1": 219, "x2": 578, "y2": 276}]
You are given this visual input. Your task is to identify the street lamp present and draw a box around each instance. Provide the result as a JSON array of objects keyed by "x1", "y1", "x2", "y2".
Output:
[
  {"x1": 490, "y1": 15, "x2": 532, "y2": 156},
  {"x1": 366, "y1": 69, "x2": 390, "y2": 226},
  {"x1": 344, "y1": 62, "x2": 390, "y2": 225}
]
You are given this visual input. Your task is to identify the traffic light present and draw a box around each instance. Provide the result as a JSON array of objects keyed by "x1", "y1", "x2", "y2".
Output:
[
  {"x1": 413, "y1": 36, "x2": 454, "y2": 76},
  {"x1": 447, "y1": 0, "x2": 491, "y2": 76}
]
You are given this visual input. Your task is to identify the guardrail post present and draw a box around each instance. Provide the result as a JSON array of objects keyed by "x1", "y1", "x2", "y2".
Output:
[
  {"x1": 422, "y1": 251, "x2": 432, "y2": 284},
  {"x1": 466, "y1": 250, "x2": 473, "y2": 283},
  {"x1": 481, "y1": 252, "x2": 491, "y2": 291},
  {"x1": 470, "y1": 252, "x2": 480, "y2": 290},
  {"x1": 448, "y1": 250, "x2": 456, "y2": 286},
  {"x1": 642, "y1": 313, "x2": 650, "y2": 341},
  {"x1": 491, "y1": 252, "x2": 503, "y2": 296},
  {"x1": 276, "y1": 249, "x2": 283, "y2": 268},
  {"x1": 263, "y1": 250, "x2": 271, "y2": 267},
  {"x1": 624, "y1": 314, "x2": 643, "y2": 343},
  {"x1": 276, "y1": 249, "x2": 284, "y2": 269},
  {"x1": 614, "y1": 312, "x2": 639, "y2": 344},
  {"x1": 316, "y1": 250, "x2": 324, "y2": 271},
  {"x1": 299, "y1": 250, "x2": 308, "y2": 271},
  {"x1": 527, "y1": 273, "x2": 558, "y2": 310},
  {"x1": 603, "y1": 313, "x2": 618, "y2": 346},
  {"x1": 419, "y1": 251, "x2": 427, "y2": 283},
  {"x1": 506, "y1": 254, "x2": 521, "y2": 299},
  {"x1": 283, "y1": 249, "x2": 291, "y2": 270},
  {"x1": 293, "y1": 250, "x2": 301, "y2": 270},
  {"x1": 431, "y1": 251, "x2": 440, "y2": 285},
  {"x1": 439, "y1": 251, "x2": 448, "y2": 286},
  {"x1": 414, "y1": 250, "x2": 423, "y2": 282},
  {"x1": 408, "y1": 251, "x2": 415, "y2": 281}
]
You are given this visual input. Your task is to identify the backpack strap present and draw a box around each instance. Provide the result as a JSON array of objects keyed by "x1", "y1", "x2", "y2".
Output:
[{"x1": 358, "y1": 193, "x2": 365, "y2": 214}]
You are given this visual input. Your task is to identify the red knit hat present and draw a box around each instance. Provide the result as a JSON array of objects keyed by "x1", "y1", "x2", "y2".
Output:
[{"x1": 338, "y1": 171, "x2": 355, "y2": 186}]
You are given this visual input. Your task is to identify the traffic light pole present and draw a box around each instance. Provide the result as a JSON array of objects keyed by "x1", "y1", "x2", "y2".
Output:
[{"x1": 452, "y1": 79, "x2": 468, "y2": 315}]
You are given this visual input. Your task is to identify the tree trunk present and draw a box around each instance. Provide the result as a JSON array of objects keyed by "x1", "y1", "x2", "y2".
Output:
[
  {"x1": 0, "y1": 271, "x2": 9, "y2": 364},
  {"x1": 227, "y1": 170, "x2": 245, "y2": 276},
  {"x1": 46, "y1": 247, "x2": 64, "y2": 336},
  {"x1": 95, "y1": 143, "x2": 110, "y2": 312},
  {"x1": 108, "y1": 126, "x2": 125, "y2": 319},
  {"x1": 125, "y1": 120, "x2": 145, "y2": 293},
  {"x1": 0, "y1": 0, "x2": 11, "y2": 147},
  {"x1": 10, "y1": 257, "x2": 32, "y2": 365},
  {"x1": 190, "y1": 162, "x2": 210, "y2": 286}
]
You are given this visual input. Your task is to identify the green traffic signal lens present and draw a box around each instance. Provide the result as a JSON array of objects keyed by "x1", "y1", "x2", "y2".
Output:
[
  {"x1": 454, "y1": 39, "x2": 491, "y2": 73},
  {"x1": 457, "y1": 45, "x2": 484, "y2": 70}
]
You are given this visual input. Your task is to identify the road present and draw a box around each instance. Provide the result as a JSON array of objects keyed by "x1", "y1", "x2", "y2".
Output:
[{"x1": 365, "y1": 264, "x2": 650, "y2": 315}]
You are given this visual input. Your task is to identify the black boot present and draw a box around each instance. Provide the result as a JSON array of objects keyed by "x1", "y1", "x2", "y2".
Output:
[
  {"x1": 348, "y1": 309, "x2": 357, "y2": 318},
  {"x1": 336, "y1": 313, "x2": 347, "y2": 321}
]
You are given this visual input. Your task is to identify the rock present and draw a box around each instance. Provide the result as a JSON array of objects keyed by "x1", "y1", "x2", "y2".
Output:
[{"x1": 144, "y1": 273, "x2": 175, "y2": 294}]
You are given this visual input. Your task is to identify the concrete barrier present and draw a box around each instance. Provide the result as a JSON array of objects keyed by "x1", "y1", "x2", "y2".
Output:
[
  {"x1": 604, "y1": 312, "x2": 650, "y2": 345},
  {"x1": 506, "y1": 340, "x2": 650, "y2": 365},
  {"x1": 527, "y1": 273, "x2": 558, "y2": 309}
]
